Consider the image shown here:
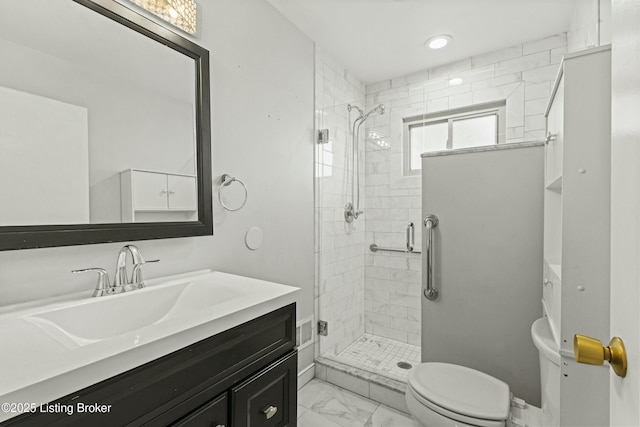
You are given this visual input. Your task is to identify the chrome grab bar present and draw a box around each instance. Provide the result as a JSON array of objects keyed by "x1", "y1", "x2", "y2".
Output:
[
  {"x1": 423, "y1": 214, "x2": 439, "y2": 301},
  {"x1": 369, "y1": 244, "x2": 421, "y2": 254},
  {"x1": 370, "y1": 222, "x2": 421, "y2": 254}
]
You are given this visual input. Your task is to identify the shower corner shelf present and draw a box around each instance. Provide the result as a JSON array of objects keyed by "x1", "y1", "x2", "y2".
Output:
[
  {"x1": 547, "y1": 262, "x2": 562, "y2": 281},
  {"x1": 545, "y1": 175, "x2": 563, "y2": 193}
]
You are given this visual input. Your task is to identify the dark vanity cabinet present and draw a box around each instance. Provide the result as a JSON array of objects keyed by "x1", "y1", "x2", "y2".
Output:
[
  {"x1": 231, "y1": 353, "x2": 297, "y2": 427},
  {"x1": 172, "y1": 393, "x2": 228, "y2": 427},
  {"x1": 3, "y1": 304, "x2": 297, "y2": 427}
]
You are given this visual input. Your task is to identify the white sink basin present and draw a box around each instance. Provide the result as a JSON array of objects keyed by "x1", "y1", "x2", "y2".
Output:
[
  {"x1": 0, "y1": 269, "x2": 299, "y2": 421},
  {"x1": 25, "y1": 277, "x2": 246, "y2": 346}
]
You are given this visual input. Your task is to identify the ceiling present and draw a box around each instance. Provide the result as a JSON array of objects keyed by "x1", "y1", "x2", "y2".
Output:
[{"x1": 266, "y1": 0, "x2": 577, "y2": 84}]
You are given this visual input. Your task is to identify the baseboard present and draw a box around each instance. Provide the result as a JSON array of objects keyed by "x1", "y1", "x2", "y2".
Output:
[{"x1": 298, "y1": 363, "x2": 315, "y2": 389}]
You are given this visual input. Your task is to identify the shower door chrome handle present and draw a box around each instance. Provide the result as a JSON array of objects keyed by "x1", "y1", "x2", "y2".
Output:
[
  {"x1": 406, "y1": 222, "x2": 415, "y2": 251},
  {"x1": 423, "y1": 214, "x2": 439, "y2": 301}
]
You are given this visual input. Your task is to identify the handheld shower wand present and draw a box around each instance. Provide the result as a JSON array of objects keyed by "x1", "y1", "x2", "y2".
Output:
[{"x1": 345, "y1": 103, "x2": 385, "y2": 223}]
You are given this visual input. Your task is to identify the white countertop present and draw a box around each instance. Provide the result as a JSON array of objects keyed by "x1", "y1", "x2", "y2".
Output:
[{"x1": 0, "y1": 270, "x2": 299, "y2": 422}]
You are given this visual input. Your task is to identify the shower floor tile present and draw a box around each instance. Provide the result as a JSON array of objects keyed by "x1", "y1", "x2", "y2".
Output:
[{"x1": 335, "y1": 334, "x2": 420, "y2": 381}]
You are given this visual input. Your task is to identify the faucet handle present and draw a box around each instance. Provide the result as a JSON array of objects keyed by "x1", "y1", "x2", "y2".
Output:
[
  {"x1": 130, "y1": 259, "x2": 160, "y2": 290},
  {"x1": 72, "y1": 268, "x2": 112, "y2": 297}
]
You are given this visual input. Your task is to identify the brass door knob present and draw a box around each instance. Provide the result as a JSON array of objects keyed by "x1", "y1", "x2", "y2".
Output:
[{"x1": 574, "y1": 334, "x2": 627, "y2": 377}]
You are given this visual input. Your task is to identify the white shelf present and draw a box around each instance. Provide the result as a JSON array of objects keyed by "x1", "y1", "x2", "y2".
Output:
[
  {"x1": 541, "y1": 46, "x2": 611, "y2": 426},
  {"x1": 541, "y1": 299, "x2": 561, "y2": 348},
  {"x1": 548, "y1": 263, "x2": 562, "y2": 281},
  {"x1": 545, "y1": 175, "x2": 563, "y2": 193}
]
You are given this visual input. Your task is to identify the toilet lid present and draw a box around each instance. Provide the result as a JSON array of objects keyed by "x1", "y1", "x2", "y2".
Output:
[{"x1": 407, "y1": 363, "x2": 510, "y2": 421}]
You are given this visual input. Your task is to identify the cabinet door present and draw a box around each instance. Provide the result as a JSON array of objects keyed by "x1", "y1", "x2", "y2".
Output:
[
  {"x1": 171, "y1": 393, "x2": 227, "y2": 427},
  {"x1": 231, "y1": 351, "x2": 297, "y2": 427},
  {"x1": 168, "y1": 175, "x2": 197, "y2": 211},
  {"x1": 133, "y1": 171, "x2": 168, "y2": 210}
]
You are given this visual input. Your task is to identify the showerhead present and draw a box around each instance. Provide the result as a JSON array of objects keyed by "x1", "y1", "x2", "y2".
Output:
[
  {"x1": 348, "y1": 103, "x2": 385, "y2": 123},
  {"x1": 363, "y1": 104, "x2": 385, "y2": 120}
]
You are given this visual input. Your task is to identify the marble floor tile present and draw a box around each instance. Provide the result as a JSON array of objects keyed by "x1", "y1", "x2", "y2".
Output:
[
  {"x1": 364, "y1": 405, "x2": 422, "y2": 427},
  {"x1": 298, "y1": 378, "x2": 341, "y2": 408},
  {"x1": 298, "y1": 408, "x2": 343, "y2": 427},
  {"x1": 298, "y1": 404, "x2": 308, "y2": 419},
  {"x1": 309, "y1": 385, "x2": 379, "y2": 427},
  {"x1": 299, "y1": 378, "x2": 421, "y2": 427}
]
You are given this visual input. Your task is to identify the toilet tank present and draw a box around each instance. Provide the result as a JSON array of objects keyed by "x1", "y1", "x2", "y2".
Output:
[{"x1": 531, "y1": 317, "x2": 561, "y2": 427}]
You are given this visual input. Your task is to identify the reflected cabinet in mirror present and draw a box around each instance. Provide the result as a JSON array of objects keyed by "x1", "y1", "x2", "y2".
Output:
[{"x1": 0, "y1": 0, "x2": 212, "y2": 250}]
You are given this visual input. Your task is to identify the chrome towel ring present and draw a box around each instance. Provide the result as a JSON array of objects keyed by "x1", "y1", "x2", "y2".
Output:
[{"x1": 218, "y1": 174, "x2": 248, "y2": 211}]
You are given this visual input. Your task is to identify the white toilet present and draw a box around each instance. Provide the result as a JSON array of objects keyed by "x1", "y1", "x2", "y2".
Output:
[
  {"x1": 405, "y1": 362, "x2": 511, "y2": 427},
  {"x1": 405, "y1": 316, "x2": 560, "y2": 427}
]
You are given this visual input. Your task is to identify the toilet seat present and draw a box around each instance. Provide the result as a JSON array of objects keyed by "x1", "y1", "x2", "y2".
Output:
[{"x1": 407, "y1": 363, "x2": 510, "y2": 427}]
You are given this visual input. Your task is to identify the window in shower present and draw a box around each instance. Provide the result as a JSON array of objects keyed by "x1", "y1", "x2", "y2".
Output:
[{"x1": 403, "y1": 101, "x2": 506, "y2": 175}]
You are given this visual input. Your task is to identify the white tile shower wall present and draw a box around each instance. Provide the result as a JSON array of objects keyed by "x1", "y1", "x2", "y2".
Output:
[
  {"x1": 363, "y1": 33, "x2": 567, "y2": 345},
  {"x1": 315, "y1": 47, "x2": 367, "y2": 356},
  {"x1": 568, "y1": 0, "x2": 612, "y2": 52}
]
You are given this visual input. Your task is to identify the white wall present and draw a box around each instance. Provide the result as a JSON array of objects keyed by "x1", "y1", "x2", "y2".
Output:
[
  {"x1": 421, "y1": 145, "x2": 544, "y2": 405},
  {"x1": 568, "y1": 0, "x2": 612, "y2": 52},
  {"x1": 0, "y1": 0, "x2": 315, "y2": 372},
  {"x1": 204, "y1": 0, "x2": 315, "y2": 370}
]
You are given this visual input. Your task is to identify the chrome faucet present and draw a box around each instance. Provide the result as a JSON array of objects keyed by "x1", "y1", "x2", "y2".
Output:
[
  {"x1": 71, "y1": 267, "x2": 112, "y2": 297},
  {"x1": 72, "y1": 245, "x2": 159, "y2": 297},
  {"x1": 114, "y1": 245, "x2": 159, "y2": 292}
]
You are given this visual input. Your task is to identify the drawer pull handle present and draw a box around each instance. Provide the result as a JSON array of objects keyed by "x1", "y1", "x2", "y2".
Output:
[{"x1": 262, "y1": 405, "x2": 278, "y2": 419}]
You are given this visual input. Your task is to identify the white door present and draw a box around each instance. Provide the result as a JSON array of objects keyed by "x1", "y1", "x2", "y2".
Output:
[
  {"x1": 167, "y1": 175, "x2": 197, "y2": 211},
  {"x1": 609, "y1": 0, "x2": 640, "y2": 424}
]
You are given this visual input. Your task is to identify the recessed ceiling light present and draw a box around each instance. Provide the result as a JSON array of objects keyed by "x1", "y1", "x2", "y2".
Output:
[
  {"x1": 448, "y1": 77, "x2": 464, "y2": 86},
  {"x1": 425, "y1": 35, "x2": 452, "y2": 50}
]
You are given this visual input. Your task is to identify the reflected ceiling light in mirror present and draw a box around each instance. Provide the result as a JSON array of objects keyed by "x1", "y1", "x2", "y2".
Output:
[
  {"x1": 130, "y1": 0, "x2": 197, "y2": 34},
  {"x1": 448, "y1": 77, "x2": 464, "y2": 86},
  {"x1": 424, "y1": 34, "x2": 452, "y2": 50}
]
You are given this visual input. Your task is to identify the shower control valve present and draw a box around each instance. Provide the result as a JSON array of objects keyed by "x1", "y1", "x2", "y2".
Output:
[{"x1": 344, "y1": 202, "x2": 363, "y2": 223}]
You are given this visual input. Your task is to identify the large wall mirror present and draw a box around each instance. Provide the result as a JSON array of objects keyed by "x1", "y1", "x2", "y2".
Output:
[{"x1": 0, "y1": 0, "x2": 212, "y2": 250}]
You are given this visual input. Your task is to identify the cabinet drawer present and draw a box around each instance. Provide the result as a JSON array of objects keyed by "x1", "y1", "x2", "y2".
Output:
[
  {"x1": 172, "y1": 393, "x2": 227, "y2": 427},
  {"x1": 231, "y1": 351, "x2": 297, "y2": 427}
]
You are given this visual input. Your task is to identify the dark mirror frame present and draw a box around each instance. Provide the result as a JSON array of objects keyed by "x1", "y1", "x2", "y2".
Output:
[{"x1": 0, "y1": 0, "x2": 213, "y2": 251}]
